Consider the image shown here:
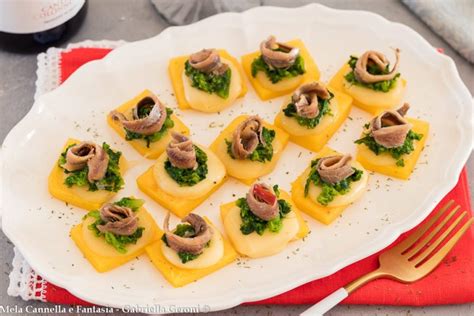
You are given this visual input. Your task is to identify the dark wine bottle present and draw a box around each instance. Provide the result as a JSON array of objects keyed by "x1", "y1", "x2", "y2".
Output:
[{"x1": 0, "y1": 0, "x2": 87, "y2": 53}]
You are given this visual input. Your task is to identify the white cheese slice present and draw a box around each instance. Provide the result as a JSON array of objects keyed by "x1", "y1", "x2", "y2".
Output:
[
  {"x1": 161, "y1": 223, "x2": 224, "y2": 269},
  {"x1": 255, "y1": 71, "x2": 303, "y2": 92},
  {"x1": 153, "y1": 146, "x2": 226, "y2": 199},
  {"x1": 223, "y1": 205, "x2": 299, "y2": 258},
  {"x1": 66, "y1": 181, "x2": 112, "y2": 202},
  {"x1": 279, "y1": 97, "x2": 339, "y2": 136},
  {"x1": 81, "y1": 208, "x2": 156, "y2": 257},
  {"x1": 213, "y1": 135, "x2": 283, "y2": 180},
  {"x1": 343, "y1": 77, "x2": 404, "y2": 109},
  {"x1": 182, "y1": 58, "x2": 242, "y2": 112},
  {"x1": 304, "y1": 161, "x2": 368, "y2": 207}
]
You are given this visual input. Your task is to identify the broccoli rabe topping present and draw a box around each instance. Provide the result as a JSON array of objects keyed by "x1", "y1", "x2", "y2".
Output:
[
  {"x1": 344, "y1": 56, "x2": 400, "y2": 92},
  {"x1": 86, "y1": 197, "x2": 145, "y2": 254},
  {"x1": 355, "y1": 129, "x2": 423, "y2": 167},
  {"x1": 251, "y1": 54, "x2": 305, "y2": 84},
  {"x1": 164, "y1": 145, "x2": 208, "y2": 186},
  {"x1": 125, "y1": 107, "x2": 175, "y2": 148},
  {"x1": 114, "y1": 197, "x2": 145, "y2": 210},
  {"x1": 238, "y1": 185, "x2": 292, "y2": 235},
  {"x1": 304, "y1": 159, "x2": 363, "y2": 206},
  {"x1": 58, "y1": 143, "x2": 124, "y2": 192},
  {"x1": 225, "y1": 127, "x2": 276, "y2": 163},
  {"x1": 184, "y1": 60, "x2": 231, "y2": 99},
  {"x1": 161, "y1": 224, "x2": 210, "y2": 264},
  {"x1": 283, "y1": 92, "x2": 334, "y2": 129}
]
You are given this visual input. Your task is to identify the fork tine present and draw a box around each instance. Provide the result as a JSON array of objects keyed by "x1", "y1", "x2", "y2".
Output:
[
  {"x1": 404, "y1": 205, "x2": 460, "y2": 258},
  {"x1": 412, "y1": 211, "x2": 467, "y2": 265},
  {"x1": 391, "y1": 200, "x2": 454, "y2": 253},
  {"x1": 419, "y1": 218, "x2": 473, "y2": 272}
]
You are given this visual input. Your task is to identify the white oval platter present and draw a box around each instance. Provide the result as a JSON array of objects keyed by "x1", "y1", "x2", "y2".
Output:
[{"x1": 1, "y1": 4, "x2": 472, "y2": 313}]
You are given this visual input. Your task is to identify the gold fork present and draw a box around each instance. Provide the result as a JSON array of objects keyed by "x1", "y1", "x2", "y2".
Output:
[{"x1": 301, "y1": 200, "x2": 474, "y2": 315}]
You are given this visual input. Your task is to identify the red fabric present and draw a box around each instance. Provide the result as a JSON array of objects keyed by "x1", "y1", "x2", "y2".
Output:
[
  {"x1": 42, "y1": 47, "x2": 473, "y2": 306},
  {"x1": 252, "y1": 169, "x2": 473, "y2": 306},
  {"x1": 59, "y1": 48, "x2": 112, "y2": 83}
]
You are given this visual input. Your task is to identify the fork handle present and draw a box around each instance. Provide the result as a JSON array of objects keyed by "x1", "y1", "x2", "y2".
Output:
[
  {"x1": 301, "y1": 268, "x2": 387, "y2": 315},
  {"x1": 300, "y1": 288, "x2": 348, "y2": 315}
]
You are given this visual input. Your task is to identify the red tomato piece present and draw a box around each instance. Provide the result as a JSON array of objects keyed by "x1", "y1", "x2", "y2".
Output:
[{"x1": 253, "y1": 184, "x2": 277, "y2": 205}]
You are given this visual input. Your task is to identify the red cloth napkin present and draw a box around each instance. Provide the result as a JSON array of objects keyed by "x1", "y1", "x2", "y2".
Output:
[{"x1": 42, "y1": 47, "x2": 473, "y2": 306}]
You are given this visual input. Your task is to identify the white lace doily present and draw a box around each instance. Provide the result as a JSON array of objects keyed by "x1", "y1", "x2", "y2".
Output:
[{"x1": 7, "y1": 40, "x2": 125, "y2": 301}]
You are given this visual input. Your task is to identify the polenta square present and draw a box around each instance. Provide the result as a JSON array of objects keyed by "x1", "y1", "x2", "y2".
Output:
[
  {"x1": 291, "y1": 147, "x2": 368, "y2": 225},
  {"x1": 328, "y1": 60, "x2": 406, "y2": 115},
  {"x1": 209, "y1": 115, "x2": 289, "y2": 185},
  {"x1": 107, "y1": 89, "x2": 189, "y2": 159},
  {"x1": 241, "y1": 39, "x2": 320, "y2": 100},
  {"x1": 70, "y1": 201, "x2": 159, "y2": 272},
  {"x1": 220, "y1": 189, "x2": 309, "y2": 241},
  {"x1": 168, "y1": 49, "x2": 247, "y2": 113},
  {"x1": 136, "y1": 164, "x2": 226, "y2": 219},
  {"x1": 48, "y1": 138, "x2": 126, "y2": 211},
  {"x1": 356, "y1": 117, "x2": 429, "y2": 180},
  {"x1": 145, "y1": 218, "x2": 238, "y2": 287},
  {"x1": 291, "y1": 179, "x2": 346, "y2": 225},
  {"x1": 274, "y1": 86, "x2": 353, "y2": 152},
  {"x1": 219, "y1": 185, "x2": 309, "y2": 258}
]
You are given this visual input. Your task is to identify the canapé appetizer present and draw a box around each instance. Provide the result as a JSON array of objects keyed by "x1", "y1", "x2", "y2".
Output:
[
  {"x1": 274, "y1": 81, "x2": 352, "y2": 152},
  {"x1": 70, "y1": 197, "x2": 159, "y2": 272},
  {"x1": 107, "y1": 89, "x2": 189, "y2": 159},
  {"x1": 220, "y1": 183, "x2": 308, "y2": 258},
  {"x1": 48, "y1": 139, "x2": 126, "y2": 210},
  {"x1": 241, "y1": 36, "x2": 320, "y2": 100},
  {"x1": 329, "y1": 49, "x2": 406, "y2": 114},
  {"x1": 137, "y1": 132, "x2": 226, "y2": 218},
  {"x1": 145, "y1": 212, "x2": 237, "y2": 287},
  {"x1": 292, "y1": 147, "x2": 369, "y2": 224},
  {"x1": 168, "y1": 48, "x2": 247, "y2": 112},
  {"x1": 355, "y1": 103, "x2": 429, "y2": 179},
  {"x1": 210, "y1": 115, "x2": 289, "y2": 185}
]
